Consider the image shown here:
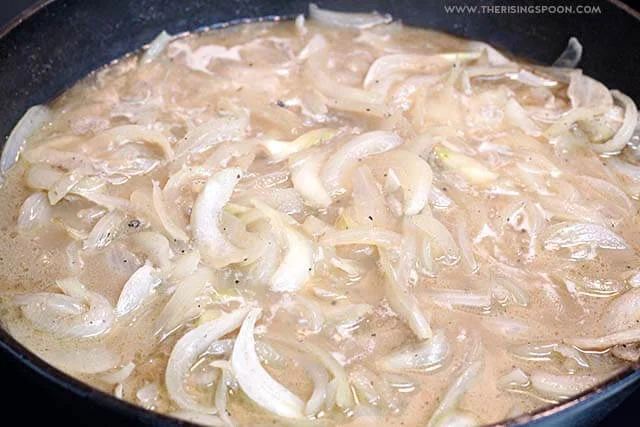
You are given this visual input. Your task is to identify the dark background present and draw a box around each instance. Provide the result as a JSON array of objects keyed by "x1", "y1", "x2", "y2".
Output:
[{"x1": 0, "y1": 0, "x2": 638, "y2": 425}]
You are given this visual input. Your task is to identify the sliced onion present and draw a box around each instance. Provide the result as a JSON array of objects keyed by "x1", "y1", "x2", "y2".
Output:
[
  {"x1": 304, "y1": 55, "x2": 385, "y2": 116},
  {"x1": 170, "y1": 411, "x2": 225, "y2": 426},
  {"x1": 552, "y1": 37, "x2": 582, "y2": 68},
  {"x1": 247, "y1": 188, "x2": 304, "y2": 216},
  {"x1": 412, "y1": 213, "x2": 459, "y2": 264},
  {"x1": 505, "y1": 98, "x2": 541, "y2": 136},
  {"x1": 498, "y1": 368, "x2": 530, "y2": 390},
  {"x1": 169, "y1": 41, "x2": 241, "y2": 74},
  {"x1": 163, "y1": 166, "x2": 213, "y2": 205},
  {"x1": 601, "y1": 288, "x2": 640, "y2": 334},
  {"x1": 141, "y1": 31, "x2": 172, "y2": 64},
  {"x1": 252, "y1": 199, "x2": 313, "y2": 292},
  {"x1": 231, "y1": 308, "x2": 305, "y2": 419},
  {"x1": 152, "y1": 180, "x2": 189, "y2": 241},
  {"x1": 367, "y1": 149, "x2": 433, "y2": 215},
  {"x1": 290, "y1": 150, "x2": 332, "y2": 208},
  {"x1": 116, "y1": 262, "x2": 162, "y2": 317},
  {"x1": 129, "y1": 231, "x2": 174, "y2": 270},
  {"x1": 323, "y1": 131, "x2": 403, "y2": 196},
  {"x1": 530, "y1": 371, "x2": 599, "y2": 400},
  {"x1": 101, "y1": 362, "x2": 136, "y2": 384},
  {"x1": 380, "y1": 250, "x2": 432, "y2": 340},
  {"x1": 568, "y1": 71, "x2": 613, "y2": 108},
  {"x1": 432, "y1": 411, "x2": 478, "y2": 427},
  {"x1": 25, "y1": 163, "x2": 64, "y2": 190},
  {"x1": 260, "y1": 128, "x2": 338, "y2": 162},
  {"x1": 567, "y1": 329, "x2": 640, "y2": 350},
  {"x1": 272, "y1": 336, "x2": 354, "y2": 409},
  {"x1": 590, "y1": 90, "x2": 638, "y2": 154},
  {"x1": 510, "y1": 342, "x2": 589, "y2": 368},
  {"x1": 93, "y1": 125, "x2": 174, "y2": 159},
  {"x1": 16, "y1": 278, "x2": 115, "y2": 338},
  {"x1": 42, "y1": 344, "x2": 120, "y2": 375},
  {"x1": 378, "y1": 329, "x2": 448, "y2": 372},
  {"x1": 456, "y1": 221, "x2": 478, "y2": 273},
  {"x1": 48, "y1": 171, "x2": 85, "y2": 204},
  {"x1": 351, "y1": 165, "x2": 394, "y2": 228},
  {"x1": 428, "y1": 289, "x2": 492, "y2": 310},
  {"x1": 298, "y1": 34, "x2": 327, "y2": 61},
  {"x1": 137, "y1": 381, "x2": 161, "y2": 409},
  {"x1": 308, "y1": 3, "x2": 392, "y2": 29},
  {"x1": 156, "y1": 267, "x2": 215, "y2": 337},
  {"x1": 73, "y1": 188, "x2": 131, "y2": 212},
  {"x1": 167, "y1": 250, "x2": 201, "y2": 281},
  {"x1": 541, "y1": 222, "x2": 628, "y2": 251},
  {"x1": 1, "y1": 105, "x2": 50, "y2": 177},
  {"x1": 214, "y1": 364, "x2": 235, "y2": 426},
  {"x1": 191, "y1": 168, "x2": 245, "y2": 268},
  {"x1": 433, "y1": 145, "x2": 497, "y2": 186},
  {"x1": 467, "y1": 41, "x2": 512, "y2": 66},
  {"x1": 166, "y1": 307, "x2": 250, "y2": 413},
  {"x1": 427, "y1": 339, "x2": 483, "y2": 427},
  {"x1": 304, "y1": 360, "x2": 329, "y2": 416},
  {"x1": 17, "y1": 192, "x2": 52, "y2": 231},
  {"x1": 364, "y1": 53, "x2": 478, "y2": 88},
  {"x1": 175, "y1": 114, "x2": 248, "y2": 159},
  {"x1": 321, "y1": 227, "x2": 403, "y2": 248},
  {"x1": 546, "y1": 105, "x2": 609, "y2": 137},
  {"x1": 84, "y1": 210, "x2": 127, "y2": 250}
]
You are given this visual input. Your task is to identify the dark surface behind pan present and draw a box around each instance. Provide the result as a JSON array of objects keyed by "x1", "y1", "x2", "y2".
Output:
[{"x1": 1, "y1": 1, "x2": 640, "y2": 426}]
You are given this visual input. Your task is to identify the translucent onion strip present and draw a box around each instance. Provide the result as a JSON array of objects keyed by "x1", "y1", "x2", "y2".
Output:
[
  {"x1": 590, "y1": 90, "x2": 638, "y2": 154},
  {"x1": 252, "y1": 199, "x2": 313, "y2": 292},
  {"x1": 231, "y1": 308, "x2": 305, "y2": 419},
  {"x1": 191, "y1": 168, "x2": 245, "y2": 268},
  {"x1": 165, "y1": 307, "x2": 250, "y2": 413},
  {"x1": 1, "y1": 105, "x2": 51, "y2": 177},
  {"x1": 323, "y1": 131, "x2": 403, "y2": 196},
  {"x1": 308, "y1": 3, "x2": 392, "y2": 29}
]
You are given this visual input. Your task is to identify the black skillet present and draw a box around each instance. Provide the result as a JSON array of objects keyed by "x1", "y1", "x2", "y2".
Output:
[{"x1": 1, "y1": 1, "x2": 639, "y2": 425}]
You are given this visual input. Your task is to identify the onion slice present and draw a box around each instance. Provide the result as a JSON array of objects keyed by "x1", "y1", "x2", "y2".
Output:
[
  {"x1": 17, "y1": 192, "x2": 52, "y2": 231},
  {"x1": 174, "y1": 114, "x2": 248, "y2": 159},
  {"x1": 323, "y1": 131, "x2": 403, "y2": 196},
  {"x1": 590, "y1": 90, "x2": 638, "y2": 154},
  {"x1": 191, "y1": 168, "x2": 245, "y2": 268},
  {"x1": 290, "y1": 150, "x2": 332, "y2": 208},
  {"x1": 16, "y1": 278, "x2": 115, "y2": 338},
  {"x1": 252, "y1": 199, "x2": 313, "y2": 292},
  {"x1": 379, "y1": 250, "x2": 432, "y2": 340},
  {"x1": 552, "y1": 37, "x2": 583, "y2": 68},
  {"x1": 231, "y1": 308, "x2": 305, "y2": 419},
  {"x1": 308, "y1": 3, "x2": 392, "y2": 29},
  {"x1": 367, "y1": 149, "x2": 433, "y2": 215},
  {"x1": 115, "y1": 262, "x2": 162, "y2": 317},
  {"x1": 152, "y1": 180, "x2": 189, "y2": 242},
  {"x1": 1, "y1": 105, "x2": 50, "y2": 177},
  {"x1": 566, "y1": 329, "x2": 640, "y2": 350},
  {"x1": 364, "y1": 53, "x2": 479, "y2": 88},
  {"x1": 166, "y1": 307, "x2": 251, "y2": 413},
  {"x1": 378, "y1": 329, "x2": 448, "y2": 372},
  {"x1": 542, "y1": 222, "x2": 628, "y2": 251},
  {"x1": 141, "y1": 31, "x2": 172, "y2": 64},
  {"x1": 321, "y1": 227, "x2": 403, "y2": 248},
  {"x1": 261, "y1": 128, "x2": 338, "y2": 162}
]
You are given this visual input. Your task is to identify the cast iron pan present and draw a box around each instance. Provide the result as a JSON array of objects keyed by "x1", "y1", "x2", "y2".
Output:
[{"x1": 1, "y1": 1, "x2": 639, "y2": 425}]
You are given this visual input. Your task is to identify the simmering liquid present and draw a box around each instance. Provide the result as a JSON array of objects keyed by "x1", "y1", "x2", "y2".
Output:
[{"x1": 1, "y1": 7, "x2": 639, "y2": 426}]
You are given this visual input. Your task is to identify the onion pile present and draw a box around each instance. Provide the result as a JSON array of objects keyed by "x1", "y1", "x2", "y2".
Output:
[{"x1": 1, "y1": 4, "x2": 640, "y2": 426}]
